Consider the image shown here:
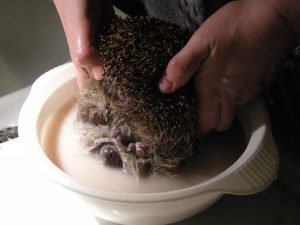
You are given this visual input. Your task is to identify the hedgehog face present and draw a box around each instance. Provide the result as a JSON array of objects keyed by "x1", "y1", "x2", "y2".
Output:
[{"x1": 77, "y1": 101, "x2": 154, "y2": 177}]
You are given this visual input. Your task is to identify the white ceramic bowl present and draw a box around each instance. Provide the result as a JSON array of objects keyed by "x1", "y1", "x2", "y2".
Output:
[{"x1": 18, "y1": 63, "x2": 279, "y2": 225}]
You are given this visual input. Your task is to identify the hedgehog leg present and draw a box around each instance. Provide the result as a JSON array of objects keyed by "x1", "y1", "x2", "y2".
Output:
[{"x1": 135, "y1": 158, "x2": 151, "y2": 177}]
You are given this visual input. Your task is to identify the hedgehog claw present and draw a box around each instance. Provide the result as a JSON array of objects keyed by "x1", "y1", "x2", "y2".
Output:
[
  {"x1": 127, "y1": 142, "x2": 136, "y2": 153},
  {"x1": 135, "y1": 142, "x2": 149, "y2": 157}
]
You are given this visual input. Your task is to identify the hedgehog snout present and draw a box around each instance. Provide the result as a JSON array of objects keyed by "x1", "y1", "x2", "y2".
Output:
[
  {"x1": 91, "y1": 142, "x2": 122, "y2": 167},
  {"x1": 100, "y1": 144, "x2": 123, "y2": 167},
  {"x1": 87, "y1": 126, "x2": 152, "y2": 177}
]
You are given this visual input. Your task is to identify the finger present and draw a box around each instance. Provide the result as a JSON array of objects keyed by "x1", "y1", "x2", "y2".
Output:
[
  {"x1": 197, "y1": 94, "x2": 221, "y2": 134},
  {"x1": 215, "y1": 99, "x2": 236, "y2": 131},
  {"x1": 215, "y1": 78, "x2": 243, "y2": 131},
  {"x1": 71, "y1": 12, "x2": 104, "y2": 80},
  {"x1": 77, "y1": 72, "x2": 86, "y2": 89},
  {"x1": 75, "y1": 44, "x2": 104, "y2": 80},
  {"x1": 53, "y1": 0, "x2": 109, "y2": 80},
  {"x1": 159, "y1": 28, "x2": 210, "y2": 93},
  {"x1": 195, "y1": 73, "x2": 221, "y2": 133},
  {"x1": 74, "y1": 0, "x2": 114, "y2": 76},
  {"x1": 73, "y1": 64, "x2": 88, "y2": 88}
]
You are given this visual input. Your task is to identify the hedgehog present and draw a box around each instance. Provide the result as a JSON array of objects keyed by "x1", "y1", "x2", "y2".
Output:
[{"x1": 76, "y1": 16, "x2": 202, "y2": 177}]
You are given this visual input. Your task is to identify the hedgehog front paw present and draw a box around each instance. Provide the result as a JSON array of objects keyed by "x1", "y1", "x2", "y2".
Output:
[{"x1": 127, "y1": 142, "x2": 149, "y2": 157}]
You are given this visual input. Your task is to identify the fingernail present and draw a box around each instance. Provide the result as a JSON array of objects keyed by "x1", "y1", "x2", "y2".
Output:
[
  {"x1": 91, "y1": 65, "x2": 104, "y2": 80},
  {"x1": 159, "y1": 74, "x2": 174, "y2": 93}
]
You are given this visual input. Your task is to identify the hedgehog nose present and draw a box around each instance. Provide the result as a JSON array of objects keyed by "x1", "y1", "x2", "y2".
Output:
[{"x1": 100, "y1": 145, "x2": 122, "y2": 167}]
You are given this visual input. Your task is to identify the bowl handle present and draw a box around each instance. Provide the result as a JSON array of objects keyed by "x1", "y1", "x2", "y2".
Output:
[{"x1": 212, "y1": 127, "x2": 279, "y2": 195}]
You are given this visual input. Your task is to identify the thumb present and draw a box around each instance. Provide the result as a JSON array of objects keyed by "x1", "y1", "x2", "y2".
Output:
[{"x1": 159, "y1": 29, "x2": 210, "y2": 93}]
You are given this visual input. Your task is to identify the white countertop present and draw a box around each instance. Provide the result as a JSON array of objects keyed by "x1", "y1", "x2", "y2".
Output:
[{"x1": 0, "y1": 138, "x2": 99, "y2": 225}]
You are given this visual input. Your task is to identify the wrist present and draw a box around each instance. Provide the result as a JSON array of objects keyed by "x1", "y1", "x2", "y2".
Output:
[{"x1": 268, "y1": 0, "x2": 300, "y2": 43}]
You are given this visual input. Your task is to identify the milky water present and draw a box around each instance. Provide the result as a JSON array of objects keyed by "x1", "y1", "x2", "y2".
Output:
[{"x1": 41, "y1": 99, "x2": 246, "y2": 193}]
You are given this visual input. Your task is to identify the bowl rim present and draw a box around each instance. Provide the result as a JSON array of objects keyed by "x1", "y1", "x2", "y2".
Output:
[{"x1": 18, "y1": 62, "x2": 272, "y2": 203}]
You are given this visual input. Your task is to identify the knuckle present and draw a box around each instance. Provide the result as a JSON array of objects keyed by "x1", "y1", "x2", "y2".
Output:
[
  {"x1": 170, "y1": 57, "x2": 188, "y2": 76},
  {"x1": 75, "y1": 50, "x2": 90, "y2": 65},
  {"x1": 74, "y1": 46, "x2": 96, "y2": 66},
  {"x1": 168, "y1": 57, "x2": 190, "y2": 79},
  {"x1": 200, "y1": 88, "x2": 222, "y2": 106},
  {"x1": 220, "y1": 78, "x2": 244, "y2": 103}
]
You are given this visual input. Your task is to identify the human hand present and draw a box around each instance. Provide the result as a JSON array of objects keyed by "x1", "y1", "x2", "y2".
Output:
[
  {"x1": 159, "y1": 0, "x2": 296, "y2": 133},
  {"x1": 53, "y1": 0, "x2": 114, "y2": 87}
]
